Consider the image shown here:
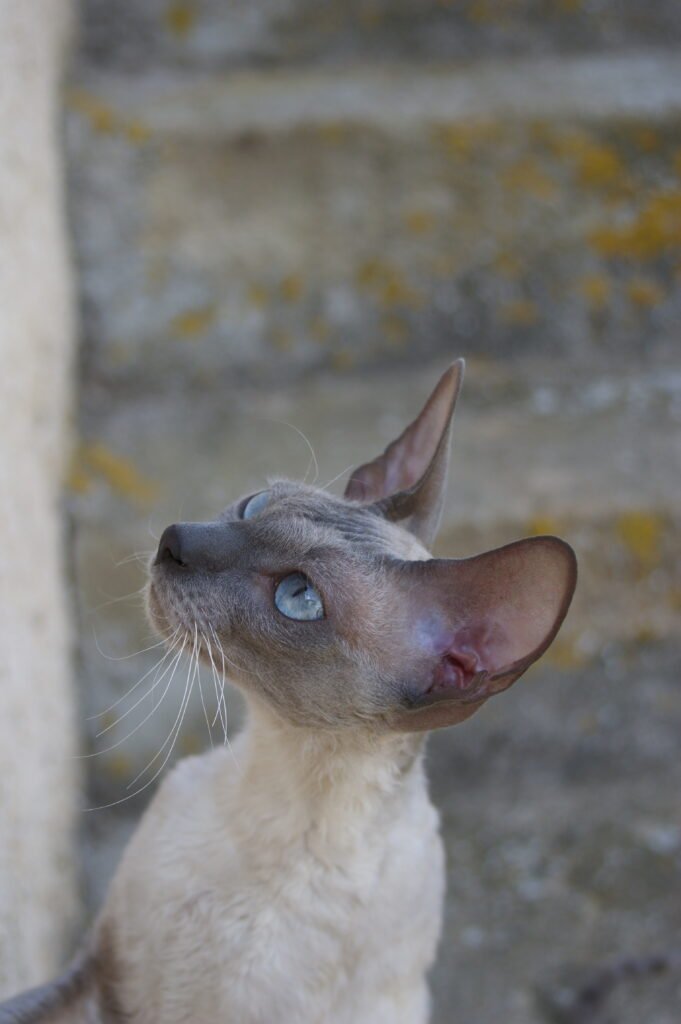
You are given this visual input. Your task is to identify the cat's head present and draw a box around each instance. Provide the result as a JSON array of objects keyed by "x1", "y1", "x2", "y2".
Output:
[{"x1": 147, "y1": 360, "x2": 577, "y2": 732}]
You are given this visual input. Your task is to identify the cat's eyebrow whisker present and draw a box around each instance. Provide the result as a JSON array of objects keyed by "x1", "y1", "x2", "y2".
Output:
[
  {"x1": 94, "y1": 631, "x2": 184, "y2": 736},
  {"x1": 319, "y1": 463, "x2": 356, "y2": 494},
  {"x1": 86, "y1": 629, "x2": 181, "y2": 722},
  {"x1": 78, "y1": 638, "x2": 186, "y2": 759},
  {"x1": 275, "y1": 420, "x2": 320, "y2": 486}
]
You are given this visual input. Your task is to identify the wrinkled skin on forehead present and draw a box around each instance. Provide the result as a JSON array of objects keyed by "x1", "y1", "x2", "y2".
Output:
[{"x1": 149, "y1": 360, "x2": 577, "y2": 734}]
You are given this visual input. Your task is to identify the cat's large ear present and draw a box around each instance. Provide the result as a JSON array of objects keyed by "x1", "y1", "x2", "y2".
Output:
[
  {"x1": 385, "y1": 535, "x2": 577, "y2": 732},
  {"x1": 344, "y1": 359, "x2": 464, "y2": 547}
]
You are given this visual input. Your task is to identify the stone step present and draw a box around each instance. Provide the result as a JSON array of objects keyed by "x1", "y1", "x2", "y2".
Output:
[
  {"x1": 67, "y1": 53, "x2": 681, "y2": 389},
  {"x1": 78, "y1": 0, "x2": 681, "y2": 71}
]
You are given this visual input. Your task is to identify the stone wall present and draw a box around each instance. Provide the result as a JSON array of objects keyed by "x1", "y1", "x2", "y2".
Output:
[{"x1": 66, "y1": 4, "x2": 681, "y2": 1020}]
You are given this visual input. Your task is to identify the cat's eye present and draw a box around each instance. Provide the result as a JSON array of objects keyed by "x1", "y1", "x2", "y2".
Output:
[
  {"x1": 274, "y1": 573, "x2": 324, "y2": 621},
  {"x1": 242, "y1": 491, "x2": 270, "y2": 519}
]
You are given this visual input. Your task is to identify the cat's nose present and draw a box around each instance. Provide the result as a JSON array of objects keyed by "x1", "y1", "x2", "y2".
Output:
[
  {"x1": 156, "y1": 524, "x2": 187, "y2": 567},
  {"x1": 155, "y1": 521, "x2": 242, "y2": 571}
]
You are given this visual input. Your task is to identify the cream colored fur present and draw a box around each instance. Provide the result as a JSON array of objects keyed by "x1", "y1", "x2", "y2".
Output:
[
  {"x1": 99, "y1": 700, "x2": 444, "y2": 1023},
  {"x1": 0, "y1": 0, "x2": 78, "y2": 996}
]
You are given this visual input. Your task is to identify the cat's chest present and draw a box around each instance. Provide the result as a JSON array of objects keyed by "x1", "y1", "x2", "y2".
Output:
[{"x1": 105, "y1": 749, "x2": 445, "y2": 1024}]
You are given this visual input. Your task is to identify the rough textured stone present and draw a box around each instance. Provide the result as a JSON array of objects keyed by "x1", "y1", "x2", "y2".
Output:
[{"x1": 78, "y1": 0, "x2": 681, "y2": 70}]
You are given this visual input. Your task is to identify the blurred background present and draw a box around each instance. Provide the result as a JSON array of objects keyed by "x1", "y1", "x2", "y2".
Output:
[{"x1": 1, "y1": 1, "x2": 680, "y2": 1021}]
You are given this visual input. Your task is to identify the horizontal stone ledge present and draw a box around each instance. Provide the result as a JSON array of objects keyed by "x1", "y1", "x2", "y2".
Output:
[{"x1": 74, "y1": 51, "x2": 681, "y2": 138}]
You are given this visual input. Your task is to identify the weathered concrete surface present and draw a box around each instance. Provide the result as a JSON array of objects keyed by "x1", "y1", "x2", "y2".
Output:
[
  {"x1": 78, "y1": 0, "x2": 681, "y2": 70},
  {"x1": 67, "y1": 55, "x2": 681, "y2": 389},
  {"x1": 65, "y1": 2, "x2": 681, "y2": 1018},
  {"x1": 0, "y1": 0, "x2": 79, "y2": 997}
]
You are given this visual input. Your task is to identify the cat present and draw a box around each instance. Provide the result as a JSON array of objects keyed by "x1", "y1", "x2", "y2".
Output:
[{"x1": 0, "y1": 359, "x2": 576, "y2": 1023}]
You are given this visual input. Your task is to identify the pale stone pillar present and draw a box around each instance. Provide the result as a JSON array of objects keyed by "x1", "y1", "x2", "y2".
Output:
[{"x1": 0, "y1": 0, "x2": 79, "y2": 995}]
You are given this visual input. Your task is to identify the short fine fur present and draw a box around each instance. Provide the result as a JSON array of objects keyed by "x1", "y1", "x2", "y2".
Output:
[{"x1": 0, "y1": 361, "x2": 577, "y2": 1023}]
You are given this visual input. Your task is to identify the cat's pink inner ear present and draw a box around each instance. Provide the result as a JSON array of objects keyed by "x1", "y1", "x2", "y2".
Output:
[
  {"x1": 344, "y1": 360, "x2": 463, "y2": 503},
  {"x1": 391, "y1": 536, "x2": 577, "y2": 729}
]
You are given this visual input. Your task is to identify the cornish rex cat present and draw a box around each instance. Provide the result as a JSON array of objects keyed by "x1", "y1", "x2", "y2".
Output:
[{"x1": 0, "y1": 360, "x2": 577, "y2": 1023}]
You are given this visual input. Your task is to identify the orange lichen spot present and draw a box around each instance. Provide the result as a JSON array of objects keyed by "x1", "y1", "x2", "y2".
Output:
[
  {"x1": 576, "y1": 143, "x2": 625, "y2": 189},
  {"x1": 165, "y1": 2, "x2": 197, "y2": 37},
  {"x1": 590, "y1": 189, "x2": 681, "y2": 260},
  {"x1": 68, "y1": 89, "x2": 118, "y2": 134},
  {"x1": 527, "y1": 515, "x2": 559, "y2": 537},
  {"x1": 626, "y1": 277, "x2": 664, "y2": 308},
  {"x1": 501, "y1": 299, "x2": 539, "y2": 327},
  {"x1": 331, "y1": 349, "x2": 355, "y2": 371},
  {"x1": 80, "y1": 443, "x2": 157, "y2": 505},
  {"x1": 580, "y1": 273, "x2": 611, "y2": 311},
  {"x1": 280, "y1": 274, "x2": 303, "y2": 302},
  {"x1": 405, "y1": 210, "x2": 436, "y2": 235},
  {"x1": 503, "y1": 159, "x2": 557, "y2": 201},
  {"x1": 170, "y1": 306, "x2": 216, "y2": 338},
  {"x1": 616, "y1": 510, "x2": 662, "y2": 570}
]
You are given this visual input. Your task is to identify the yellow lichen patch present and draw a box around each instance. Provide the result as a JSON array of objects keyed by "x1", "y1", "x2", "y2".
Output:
[
  {"x1": 503, "y1": 159, "x2": 557, "y2": 201},
  {"x1": 247, "y1": 283, "x2": 268, "y2": 308},
  {"x1": 404, "y1": 210, "x2": 436, "y2": 235},
  {"x1": 68, "y1": 89, "x2": 117, "y2": 134},
  {"x1": 356, "y1": 260, "x2": 421, "y2": 308},
  {"x1": 580, "y1": 273, "x2": 611, "y2": 311},
  {"x1": 501, "y1": 299, "x2": 539, "y2": 327},
  {"x1": 124, "y1": 119, "x2": 152, "y2": 145},
  {"x1": 616, "y1": 510, "x2": 663, "y2": 570},
  {"x1": 270, "y1": 329, "x2": 293, "y2": 352},
  {"x1": 180, "y1": 731, "x2": 203, "y2": 756},
  {"x1": 105, "y1": 753, "x2": 134, "y2": 781},
  {"x1": 629, "y1": 126, "x2": 660, "y2": 153},
  {"x1": 590, "y1": 189, "x2": 681, "y2": 260},
  {"x1": 317, "y1": 122, "x2": 348, "y2": 145},
  {"x1": 575, "y1": 143, "x2": 625, "y2": 189},
  {"x1": 310, "y1": 317, "x2": 330, "y2": 343},
  {"x1": 170, "y1": 306, "x2": 216, "y2": 338},
  {"x1": 382, "y1": 316, "x2": 408, "y2": 348},
  {"x1": 79, "y1": 442, "x2": 157, "y2": 505},
  {"x1": 527, "y1": 515, "x2": 559, "y2": 536},
  {"x1": 545, "y1": 638, "x2": 588, "y2": 671},
  {"x1": 433, "y1": 120, "x2": 498, "y2": 158},
  {"x1": 330, "y1": 349, "x2": 355, "y2": 371},
  {"x1": 66, "y1": 455, "x2": 92, "y2": 495},
  {"x1": 280, "y1": 274, "x2": 303, "y2": 302},
  {"x1": 494, "y1": 251, "x2": 524, "y2": 279},
  {"x1": 68, "y1": 89, "x2": 151, "y2": 145},
  {"x1": 164, "y1": 2, "x2": 197, "y2": 37},
  {"x1": 626, "y1": 277, "x2": 664, "y2": 308}
]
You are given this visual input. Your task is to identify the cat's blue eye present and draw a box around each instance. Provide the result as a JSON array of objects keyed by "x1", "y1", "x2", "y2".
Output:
[
  {"x1": 274, "y1": 573, "x2": 324, "y2": 622},
  {"x1": 242, "y1": 491, "x2": 270, "y2": 519}
]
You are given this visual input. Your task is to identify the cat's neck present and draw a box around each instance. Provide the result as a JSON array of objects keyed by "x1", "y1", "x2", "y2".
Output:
[{"x1": 225, "y1": 696, "x2": 428, "y2": 856}]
